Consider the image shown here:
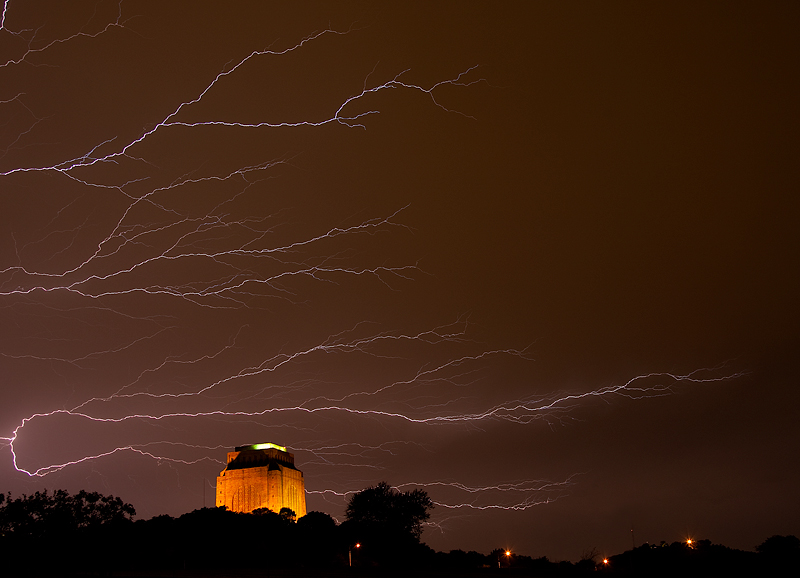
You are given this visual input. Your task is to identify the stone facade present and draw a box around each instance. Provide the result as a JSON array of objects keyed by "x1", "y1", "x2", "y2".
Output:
[{"x1": 215, "y1": 443, "x2": 306, "y2": 517}]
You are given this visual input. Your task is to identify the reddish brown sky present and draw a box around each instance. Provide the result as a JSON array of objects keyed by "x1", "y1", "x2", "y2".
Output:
[{"x1": 1, "y1": 1, "x2": 798, "y2": 561}]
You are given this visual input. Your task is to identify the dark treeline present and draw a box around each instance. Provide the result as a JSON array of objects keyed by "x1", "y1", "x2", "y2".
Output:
[{"x1": 0, "y1": 488, "x2": 798, "y2": 577}]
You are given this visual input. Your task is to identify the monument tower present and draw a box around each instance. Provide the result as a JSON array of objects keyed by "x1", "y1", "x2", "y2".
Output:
[{"x1": 215, "y1": 442, "x2": 307, "y2": 517}]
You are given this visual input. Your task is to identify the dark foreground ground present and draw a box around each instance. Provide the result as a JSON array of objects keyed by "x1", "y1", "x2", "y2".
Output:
[{"x1": 78, "y1": 568, "x2": 556, "y2": 578}]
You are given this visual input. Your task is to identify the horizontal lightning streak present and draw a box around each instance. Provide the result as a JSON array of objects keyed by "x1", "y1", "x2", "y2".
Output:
[
  {"x1": 0, "y1": 7, "x2": 746, "y2": 534},
  {"x1": 306, "y1": 476, "x2": 576, "y2": 513},
  {"x1": 7, "y1": 369, "x2": 741, "y2": 477}
]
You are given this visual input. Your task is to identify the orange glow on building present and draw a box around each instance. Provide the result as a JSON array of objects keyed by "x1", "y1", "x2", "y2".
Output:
[{"x1": 215, "y1": 443, "x2": 306, "y2": 517}]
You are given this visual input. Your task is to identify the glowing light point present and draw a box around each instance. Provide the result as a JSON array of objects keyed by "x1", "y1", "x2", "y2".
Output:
[
  {"x1": 237, "y1": 442, "x2": 287, "y2": 452},
  {"x1": 349, "y1": 542, "x2": 361, "y2": 567}
]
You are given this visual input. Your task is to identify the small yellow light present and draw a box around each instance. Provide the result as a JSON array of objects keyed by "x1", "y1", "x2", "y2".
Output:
[
  {"x1": 355, "y1": 543, "x2": 361, "y2": 548},
  {"x1": 505, "y1": 550, "x2": 511, "y2": 557},
  {"x1": 603, "y1": 559, "x2": 609, "y2": 565}
]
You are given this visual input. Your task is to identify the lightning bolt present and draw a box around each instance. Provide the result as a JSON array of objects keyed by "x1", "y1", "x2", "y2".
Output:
[
  {"x1": 306, "y1": 476, "x2": 577, "y2": 523},
  {"x1": 0, "y1": 4, "x2": 744, "y2": 532},
  {"x1": 0, "y1": 1, "x2": 127, "y2": 68},
  {"x1": 8, "y1": 359, "x2": 742, "y2": 477}
]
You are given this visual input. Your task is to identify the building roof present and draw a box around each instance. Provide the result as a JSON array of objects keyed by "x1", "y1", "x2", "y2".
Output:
[{"x1": 223, "y1": 443, "x2": 299, "y2": 472}]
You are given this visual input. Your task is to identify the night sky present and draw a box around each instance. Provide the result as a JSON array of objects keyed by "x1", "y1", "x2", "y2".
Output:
[{"x1": 1, "y1": 1, "x2": 798, "y2": 562}]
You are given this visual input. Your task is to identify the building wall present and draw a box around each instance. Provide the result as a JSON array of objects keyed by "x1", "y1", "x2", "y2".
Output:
[{"x1": 215, "y1": 449, "x2": 306, "y2": 517}]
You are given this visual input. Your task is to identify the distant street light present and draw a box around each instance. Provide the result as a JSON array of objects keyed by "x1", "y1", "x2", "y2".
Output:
[{"x1": 349, "y1": 542, "x2": 361, "y2": 567}]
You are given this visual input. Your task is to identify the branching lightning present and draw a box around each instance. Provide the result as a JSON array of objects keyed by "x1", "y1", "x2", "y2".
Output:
[
  {"x1": 307, "y1": 476, "x2": 577, "y2": 521},
  {"x1": 0, "y1": 1, "x2": 127, "y2": 67},
  {"x1": 0, "y1": 3, "x2": 742, "y2": 533},
  {"x1": 8, "y1": 363, "x2": 741, "y2": 477}
]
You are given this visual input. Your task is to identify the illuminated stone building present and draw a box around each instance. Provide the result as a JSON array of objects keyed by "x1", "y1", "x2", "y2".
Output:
[{"x1": 215, "y1": 443, "x2": 306, "y2": 517}]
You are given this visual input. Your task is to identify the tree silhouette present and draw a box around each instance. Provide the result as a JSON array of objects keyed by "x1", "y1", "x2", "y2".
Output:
[
  {"x1": 0, "y1": 489, "x2": 134, "y2": 537},
  {"x1": 757, "y1": 535, "x2": 800, "y2": 575},
  {"x1": 344, "y1": 482, "x2": 433, "y2": 566},
  {"x1": 0, "y1": 489, "x2": 135, "y2": 574},
  {"x1": 346, "y1": 481, "x2": 433, "y2": 540},
  {"x1": 296, "y1": 511, "x2": 339, "y2": 567},
  {"x1": 279, "y1": 506, "x2": 297, "y2": 521}
]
